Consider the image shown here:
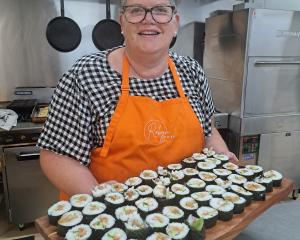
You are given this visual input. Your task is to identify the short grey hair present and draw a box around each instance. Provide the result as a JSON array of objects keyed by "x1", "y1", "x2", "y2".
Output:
[{"x1": 120, "y1": 0, "x2": 176, "y2": 7}]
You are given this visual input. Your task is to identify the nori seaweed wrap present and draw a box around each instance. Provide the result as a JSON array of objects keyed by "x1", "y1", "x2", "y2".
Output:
[
  {"x1": 48, "y1": 200, "x2": 72, "y2": 226},
  {"x1": 196, "y1": 206, "x2": 218, "y2": 229},
  {"x1": 89, "y1": 213, "x2": 115, "y2": 239},
  {"x1": 57, "y1": 210, "x2": 83, "y2": 237},
  {"x1": 124, "y1": 215, "x2": 149, "y2": 239}
]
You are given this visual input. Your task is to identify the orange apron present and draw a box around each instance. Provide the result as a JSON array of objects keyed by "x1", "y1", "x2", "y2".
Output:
[{"x1": 60, "y1": 55, "x2": 205, "y2": 199}]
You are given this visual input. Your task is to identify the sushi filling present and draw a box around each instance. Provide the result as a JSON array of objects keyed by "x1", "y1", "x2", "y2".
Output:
[
  {"x1": 146, "y1": 213, "x2": 170, "y2": 228},
  {"x1": 125, "y1": 177, "x2": 142, "y2": 187},
  {"x1": 48, "y1": 201, "x2": 72, "y2": 217},
  {"x1": 137, "y1": 185, "x2": 153, "y2": 196},
  {"x1": 58, "y1": 210, "x2": 83, "y2": 227},
  {"x1": 186, "y1": 178, "x2": 206, "y2": 189},
  {"x1": 192, "y1": 153, "x2": 207, "y2": 160},
  {"x1": 89, "y1": 213, "x2": 115, "y2": 230},
  {"x1": 115, "y1": 205, "x2": 139, "y2": 222},
  {"x1": 65, "y1": 224, "x2": 92, "y2": 240},
  {"x1": 179, "y1": 197, "x2": 199, "y2": 211},
  {"x1": 70, "y1": 194, "x2": 93, "y2": 209},
  {"x1": 135, "y1": 197, "x2": 158, "y2": 212},
  {"x1": 102, "y1": 228, "x2": 127, "y2": 240},
  {"x1": 162, "y1": 206, "x2": 184, "y2": 220},
  {"x1": 105, "y1": 192, "x2": 125, "y2": 205},
  {"x1": 166, "y1": 222, "x2": 189, "y2": 239}
]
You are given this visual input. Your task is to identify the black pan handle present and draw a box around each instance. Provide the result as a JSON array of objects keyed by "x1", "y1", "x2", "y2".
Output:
[
  {"x1": 106, "y1": 0, "x2": 111, "y2": 19},
  {"x1": 60, "y1": 0, "x2": 65, "y2": 17},
  {"x1": 17, "y1": 151, "x2": 40, "y2": 161}
]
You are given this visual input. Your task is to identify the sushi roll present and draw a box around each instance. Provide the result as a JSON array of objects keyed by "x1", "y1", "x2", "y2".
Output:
[
  {"x1": 227, "y1": 174, "x2": 247, "y2": 186},
  {"x1": 125, "y1": 177, "x2": 143, "y2": 188},
  {"x1": 197, "y1": 162, "x2": 216, "y2": 172},
  {"x1": 167, "y1": 163, "x2": 182, "y2": 171},
  {"x1": 48, "y1": 200, "x2": 72, "y2": 226},
  {"x1": 169, "y1": 170, "x2": 185, "y2": 184},
  {"x1": 179, "y1": 197, "x2": 198, "y2": 218},
  {"x1": 186, "y1": 178, "x2": 206, "y2": 193},
  {"x1": 202, "y1": 147, "x2": 215, "y2": 157},
  {"x1": 146, "y1": 213, "x2": 169, "y2": 234},
  {"x1": 153, "y1": 185, "x2": 176, "y2": 208},
  {"x1": 89, "y1": 213, "x2": 116, "y2": 239},
  {"x1": 196, "y1": 206, "x2": 218, "y2": 229},
  {"x1": 222, "y1": 192, "x2": 246, "y2": 214},
  {"x1": 198, "y1": 171, "x2": 217, "y2": 184},
  {"x1": 136, "y1": 185, "x2": 153, "y2": 197},
  {"x1": 213, "y1": 168, "x2": 232, "y2": 180},
  {"x1": 152, "y1": 176, "x2": 171, "y2": 187},
  {"x1": 209, "y1": 198, "x2": 234, "y2": 221},
  {"x1": 230, "y1": 184, "x2": 253, "y2": 206},
  {"x1": 245, "y1": 165, "x2": 264, "y2": 177},
  {"x1": 244, "y1": 181, "x2": 266, "y2": 201},
  {"x1": 82, "y1": 201, "x2": 106, "y2": 223},
  {"x1": 91, "y1": 183, "x2": 111, "y2": 202},
  {"x1": 69, "y1": 194, "x2": 93, "y2": 210},
  {"x1": 162, "y1": 206, "x2": 185, "y2": 223},
  {"x1": 192, "y1": 152, "x2": 207, "y2": 161},
  {"x1": 157, "y1": 166, "x2": 169, "y2": 177},
  {"x1": 171, "y1": 183, "x2": 190, "y2": 201},
  {"x1": 204, "y1": 158, "x2": 222, "y2": 168},
  {"x1": 182, "y1": 157, "x2": 197, "y2": 168},
  {"x1": 182, "y1": 168, "x2": 199, "y2": 181},
  {"x1": 101, "y1": 228, "x2": 127, "y2": 240},
  {"x1": 186, "y1": 215, "x2": 205, "y2": 240},
  {"x1": 140, "y1": 170, "x2": 158, "y2": 186},
  {"x1": 135, "y1": 197, "x2": 158, "y2": 218},
  {"x1": 255, "y1": 176, "x2": 273, "y2": 193},
  {"x1": 166, "y1": 222, "x2": 189, "y2": 240},
  {"x1": 205, "y1": 185, "x2": 226, "y2": 198},
  {"x1": 191, "y1": 191, "x2": 212, "y2": 206},
  {"x1": 111, "y1": 182, "x2": 129, "y2": 193},
  {"x1": 213, "y1": 153, "x2": 229, "y2": 163},
  {"x1": 104, "y1": 192, "x2": 125, "y2": 214},
  {"x1": 263, "y1": 170, "x2": 283, "y2": 187},
  {"x1": 57, "y1": 210, "x2": 83, "y2": 237},
  {"x1": 235, "y1": 168, "x2": 255, "y2": 181},
  {"x1": 146, "y1": 232, "x2": 171, "y2": 240},
  {"x1": 124, "y1": 215, "x2": 149, "y2": 239},
  {"x1": 223, "y1": 162, "x2": 239, "y2": 171},
  {"x1": 65, "y1": 224, "x2": 92, "y2": 240},
  {"x1": 214, "y1": 178, "x2": 232, "y2": 189},
  {"x1": 115, "y1": 205, "x2": 139, "y2": 222},
  {"x1": 124, "y1": 187, "x2": 140, "y2": 204}
]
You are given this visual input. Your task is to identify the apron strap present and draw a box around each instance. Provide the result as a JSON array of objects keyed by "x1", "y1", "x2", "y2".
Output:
[{"x1": 168, "y1": 57, "x2": 186, "y2": 98}]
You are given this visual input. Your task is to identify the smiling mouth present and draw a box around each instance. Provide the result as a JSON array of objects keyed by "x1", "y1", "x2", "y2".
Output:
[{"x1": 138, "y1": 31, "x2": 160, "y2": 36}]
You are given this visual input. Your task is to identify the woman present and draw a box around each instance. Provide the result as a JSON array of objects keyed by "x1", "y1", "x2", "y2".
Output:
[{"x1": 38, "y1": 0, "x2": 238, "y2": 198}]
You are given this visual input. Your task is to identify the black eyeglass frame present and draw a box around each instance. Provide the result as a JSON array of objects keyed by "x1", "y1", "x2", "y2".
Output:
[{"x1": 121, "y1": 5, "x2": 177, "y2": 24}]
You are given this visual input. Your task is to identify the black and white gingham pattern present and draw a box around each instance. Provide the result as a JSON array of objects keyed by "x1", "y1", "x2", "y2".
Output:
[{"x1": 37, "y1": 48, "x2": 214, "y2": 165}]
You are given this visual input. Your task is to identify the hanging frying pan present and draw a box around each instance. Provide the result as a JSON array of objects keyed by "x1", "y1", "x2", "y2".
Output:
[
  {"x1": 92, "y1": 0, "x2": 124, "y2": 50},
  {"x1": 46, "y1": 0, "x2": 81, "y2": 52}
]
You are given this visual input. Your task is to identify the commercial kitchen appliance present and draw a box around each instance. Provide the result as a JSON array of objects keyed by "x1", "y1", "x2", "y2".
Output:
[
  {"x1": 0, "y1": 88, "x2": 58, "y2": 229},
  {"x1": 204, "y1": 7, "x2": 300, "y2": 195}
]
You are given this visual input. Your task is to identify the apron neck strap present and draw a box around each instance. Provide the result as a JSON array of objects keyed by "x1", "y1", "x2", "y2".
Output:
[{"x1": 122, "y1": 54, "x2": 186, "y2": 98}]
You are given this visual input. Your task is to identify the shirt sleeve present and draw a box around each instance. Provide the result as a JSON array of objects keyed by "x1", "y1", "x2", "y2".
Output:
[{"x1": 37, "y1": 69, "x2": 93, "y2": 166}]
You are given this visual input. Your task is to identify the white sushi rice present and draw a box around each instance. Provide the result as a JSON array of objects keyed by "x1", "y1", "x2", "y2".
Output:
[
  {"x1": 70, "y1": 194, "x2": 93, "y2": 209},
  {"x1": 111, "y1": 183, "x2": 128, "y2": 193},
  {"x1": 255, "y1": 176, "x2": 272, "y2": 184},
  {"x1": 124, "y1": 215, "x2": 147, "y2": 230},
  {"x1": 192, "y1": 152, "x2": 207, "y2": 160},
  {"x1": 223, "y1": 162, "x2": 239, "y2": 171},
  {"x1": 137, "y1": 185, "x2": 153, "y2": 196},
  {"x1": 264, "y1": 170, "x2": 283, "y2": 181},
  {"x1": 191, "y1": 191, "x2": 212, "y2": 202},
  {"x1": 202, "y1": 148, "x2": 216, "y2": 157},
  {"x1": 186, "y1": 178, "x2": 206, "y2": 189},
  {"x1": 157, "y1": 166, "x2": 168, "y2": 176},
  {"x1": 48, "y1": 201, "x2": 72, "y2": 217},
  {"x1": 140, "y1": 170, "x2": 158, "y2": 180},
  {"x1": 105, "y1": 192, "x2": 125, "y2": 205},
  {"x1": 222, "y1": 192, "x2": 246, "y2": 204},
  {"x1": 135, "y1": 197, "x2": 158, "y2": 212},
  {"x1": 230, "y1": 185, "x2": 253, "y2": 196},
  {"x1": 153, "y1": 184, "x2": 167, "y2": 198},
  {"x1": 124, "y1": 188, "x2": 139, "y2": 201},
  {"x1": 183, "y1": 157, "x2": 196, "y2": 164},
  {"x1": 209, "y1": 198, "x2": 234, "y2": 212},
  {"x1": 101, "y1": 228, "x2": 127, "y2": 240},
  {"x1": 205, "y1": 185, "x2": 226, "y2": 196},
  {"x1": 91, "y1": 183, "x2": 111, "y2": 198},
  {"x1": 65, "y1": 224, "x2": 92, "y2": 240},
  {"x1": 198, "y1": 171, "x2": 217, "y2": 182},
  {"x1": 153, "y1": 176, "x2": 171, "y2": 187},
  {"x1": 179, "y1": 197, "x2": 198, "y2": 210},
  {"x1": 125, "y1": 177, "x2": 142, "y2": 187},
  {"x1": 167, "y1": 163, "x2": 182, "y2": 170},
  {"x1": 58, "y1": 210, "x2": 83, "y2": 227},
  {"x1": 213, "y1": 168, "x2": 232, "y2": 177},
  {"x1": 146, "y1": 213, "x2": 170, "y2": 228},
  {"x1": 235, "y1": 168, "x2": 254, "y2": 177},
  {"x1": 245, "y1": 165, "x2": 263, "y2": 174},
  {"x1": 244, "y1": 181, "x2": 266, "y2": 192},
  {"x1": 205, "y1": 158, "x2": 221, "y2": 166},
  {"x1": 171, "y1": 184, "x2": 190, "y2": 195},
  {"x1": 182, "y1": 168, "x2": 199, "y2": 176},
  {"x1": 166, "y1": 222, "x2": 189, "y2": 239},
  {"x1": 162, "y1": 206, "x2": 184, "y2": 220},
  {"x1": 213, "y1": 154, "x2": 229, "y2": 161},
  {"x1": 228, "y1": 174, "x2": 247, "y2": 185},
  {"x1": 115, "y1": 205, "x2": 139, "y2": 222},
  {"x1": 197, "y1": 162, "x2": 216, "y2": 171},
  {"x1": 170, "y1": 170, "x2": 184, "y2": 181},
  {"x1": 196, "y1": 206, "x2": 218, "y2": 219},
  {"x1": 82, "y1": 201, "x2": 106, "y2": 216},
  {"x1": 215, "y1": 178, "x2": 232, "y2": 189},
  {"x1": 89, "y1": 213, "x2": 115, "y2": 230},
  {"x1": 146, "y1": 232, "x2": 171, "y2": 240}
]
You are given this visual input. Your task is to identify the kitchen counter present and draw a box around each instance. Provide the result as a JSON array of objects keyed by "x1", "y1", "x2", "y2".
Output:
[{"x1": 35, "y1": 178, "x2": 294, "y2": 240}]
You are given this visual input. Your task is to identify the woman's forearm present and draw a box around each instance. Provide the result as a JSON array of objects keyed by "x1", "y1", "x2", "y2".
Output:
[{"x1": 40, "y1": 149, "x2": 98, "y2": 196}]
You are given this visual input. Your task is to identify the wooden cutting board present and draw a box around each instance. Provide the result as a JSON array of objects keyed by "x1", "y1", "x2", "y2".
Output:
[{"x1": 35, "y1": 178, "x2": 294, "y2": 240}]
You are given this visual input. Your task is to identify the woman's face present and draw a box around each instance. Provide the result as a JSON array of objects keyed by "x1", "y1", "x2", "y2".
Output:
[{"x1": 120, "y1": 0, "x2": 179, "y2": 55}]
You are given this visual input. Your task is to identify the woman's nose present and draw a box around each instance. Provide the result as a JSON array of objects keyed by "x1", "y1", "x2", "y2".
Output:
[{"x1": 142, "y1": 11, "x2": 156, "y2": 23}]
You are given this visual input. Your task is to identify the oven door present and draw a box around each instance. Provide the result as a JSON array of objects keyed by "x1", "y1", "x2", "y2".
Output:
[{"x1": 2, "y1": 145, "x2": 58, "y2": 226}]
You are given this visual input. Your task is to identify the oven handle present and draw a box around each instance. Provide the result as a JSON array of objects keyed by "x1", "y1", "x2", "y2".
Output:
[
  {"x1": 17, "y1": 151, "x2": 40, "y2": 161},
  {"x1": 255, "y1": 61, "x2": 300, "y2": 65}
]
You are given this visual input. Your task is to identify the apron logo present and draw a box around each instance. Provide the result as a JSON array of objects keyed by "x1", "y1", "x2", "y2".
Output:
[{"x1": 144, "y1": 120, "x2": 175, "y2": 145}]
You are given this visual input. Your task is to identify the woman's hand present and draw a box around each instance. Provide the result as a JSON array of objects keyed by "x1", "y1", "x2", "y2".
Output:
[{"x1": 222, "y1": 151, "x2": 239, "y2": 165}]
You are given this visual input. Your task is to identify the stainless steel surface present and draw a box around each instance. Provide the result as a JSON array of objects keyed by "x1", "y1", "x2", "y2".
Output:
[
  {"x1": 1, "y1": 145, "x2": 58, "y2": 225},
  {"x1": 214, "y1": 113, "x2": 229, "y2": 129},
  {"x1": 234, "y1": 0, "x2": 300, "y2": 11},
  {"x1": 258, "y1": 131, "x2": 300, "y2": 189},
  {"x1": 0, "y1": 0, "x2": 117, "y2": 101}
]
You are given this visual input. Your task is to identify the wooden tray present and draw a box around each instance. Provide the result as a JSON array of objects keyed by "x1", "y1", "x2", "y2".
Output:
[{"x1": 35, "y1": 178, "x2": 294, "y2": 240}]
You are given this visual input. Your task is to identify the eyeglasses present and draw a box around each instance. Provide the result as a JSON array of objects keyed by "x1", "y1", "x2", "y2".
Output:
[{"x1": 122, "y1": 5, "x2": 176, "y2": 24}]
